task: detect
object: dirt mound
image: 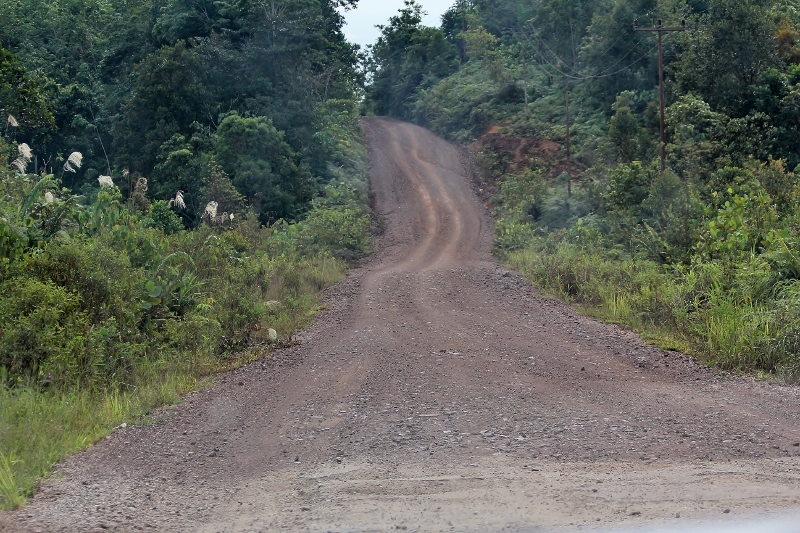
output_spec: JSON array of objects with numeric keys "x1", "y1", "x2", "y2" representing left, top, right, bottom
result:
[{"x1": 472, "y1": 128, "x2": 562, "y2": 174}]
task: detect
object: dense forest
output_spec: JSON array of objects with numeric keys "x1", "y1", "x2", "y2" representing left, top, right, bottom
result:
[
  {"x1": 1, "y1": 0, "x2": 371, "y2": 507},
  {"x1": 366, "y1": 0, "x2": 800, "y2": 381}
]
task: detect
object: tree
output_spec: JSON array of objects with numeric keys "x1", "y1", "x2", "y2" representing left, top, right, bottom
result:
[
  {"x1": 665, "y1": 94, "x2": 730, "y2": 180},
  {"x1": 213, "y1": 114, "x2": 314, "y2": 222},
  {"x1": 531, "y1": 0, "x2": 602, "y2": 70},
  {"x1": 580, "y1": 0, "x2": 659, "y2": 111},
  {"x1": 367, "y1": 1, "x2": 459, "y2": 120},
  {"x1": 0, "y1": 46, "x2": 55, "y2": 132},
  {"x1": 113, "y1": 41, "x2": 210, "y2": 174},
  {"x1": 152, "y1": 0, "x2": 247, "y2": 45},
  {"x1": 608, "y1": 93, "x2": 645, "y2": 162},
  {"x1": 200, "y1": 159, "x2": 248, "y2": 221},
  {"x1": 674, "y1": 0, "x2": 778, "y2": 115}
]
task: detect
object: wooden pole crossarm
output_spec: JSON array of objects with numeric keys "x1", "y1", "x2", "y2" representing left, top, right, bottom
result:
[
  {"x1": 633, "y1": 19, "x2": 687, "y2": 32},
  {"x1": 635, "y1": 26, "x2": 685, "y2": 32}
]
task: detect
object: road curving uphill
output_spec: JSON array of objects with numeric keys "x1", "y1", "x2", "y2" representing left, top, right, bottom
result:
[{"x1": 8, "y1": 118, "x2": 800, "y2": 532}]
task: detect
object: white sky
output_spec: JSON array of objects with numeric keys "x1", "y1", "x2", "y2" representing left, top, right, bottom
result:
[{"x1": 340, "y1": 0, "x2": 455, "y2": 50}]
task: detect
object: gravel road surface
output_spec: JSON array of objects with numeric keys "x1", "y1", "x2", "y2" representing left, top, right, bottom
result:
[{"x1": 5, "y1": 117, "x2": 800, "y2": 533}]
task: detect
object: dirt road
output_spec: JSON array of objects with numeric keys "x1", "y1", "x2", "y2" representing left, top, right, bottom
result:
[{"x1": 9, "y1": 117, "x2": 800, "y2": 532}]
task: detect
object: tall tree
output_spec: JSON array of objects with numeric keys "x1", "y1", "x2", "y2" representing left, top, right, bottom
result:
[
  {"x1": 214, "y1": 114, "x2": 315, "y2": 222},
  {"x1": 531, "y1": 0, "x2": 604, "y2": 70},
  {"x1": 368, "y1": 0, "x2": 459, "y2": 120},
  {"x1": 674, "y1": 0, "x2": 778, "y2": 115}
]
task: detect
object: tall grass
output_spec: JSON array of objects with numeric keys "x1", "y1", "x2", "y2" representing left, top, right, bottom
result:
[
  {"x1": 505, "y1": 236, "x2": 800, "y2": 379},
  {"x1": 0, "y1": 372, "x2": 201, "y2": 507},
  {"x1": 0, "y1": 452, "x2": 25, "y2": 509}
]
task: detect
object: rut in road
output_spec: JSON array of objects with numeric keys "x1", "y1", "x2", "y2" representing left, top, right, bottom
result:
[{"x1": 10, "y1": 117, "x2": 800, "y2": 533}]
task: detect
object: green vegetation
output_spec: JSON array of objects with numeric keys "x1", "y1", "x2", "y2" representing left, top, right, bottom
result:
[
  {"x1": 1, "y1": 0, "x2": 370, "y2": 509},
  {"x1": 366, "y1": 0, "x2": 800, "y2": 381},
  {"x1": 7, "y1": 0, "x2": 800, "y2": 511}
]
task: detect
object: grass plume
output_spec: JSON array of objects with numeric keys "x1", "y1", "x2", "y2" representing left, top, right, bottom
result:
[
  {"x1": 11, "y1": 143, "x2": 32, "y2": 174},
  {"x1": 203, "y1": 200, "x2": 218, "y2": 220},
  {"x1": 63, "y1": 152, "x2": 82, "y2": 173},
  {"x1": 169, "y1": 191, "x2": 186, "y2": 210}
]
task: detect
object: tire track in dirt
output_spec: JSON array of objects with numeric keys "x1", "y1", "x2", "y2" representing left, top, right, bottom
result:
[{"x1": 7, "y1": 117, "x2": 800, "y2": 533}]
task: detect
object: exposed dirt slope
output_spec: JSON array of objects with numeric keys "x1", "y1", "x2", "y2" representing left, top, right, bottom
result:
[{"x1": 7, "y1": 117, "x2": 800, "y2": 533}]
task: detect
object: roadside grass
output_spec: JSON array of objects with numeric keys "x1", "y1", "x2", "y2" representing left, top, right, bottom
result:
[
  {"x1": 504, "y1": 237, "x2": 800, "y2": 381},
  {"x1": 0, "y1": 253, "x2": 349, "y2": 510},
  {"x1": 0, "y1": 375, "x2": 194, "y2": 508}
]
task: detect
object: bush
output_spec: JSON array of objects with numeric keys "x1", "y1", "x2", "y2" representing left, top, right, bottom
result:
[
  {"x1": 0, "y1": 277, "x2": 86, "y2": 383},
  {"x1": 296, "y1": 205, "x2": 372, "y2": 259},
  {"x1": 505, "y1": 230, "x2": 800, "y2": 378},
  {"x1": 145, "y1": 200, "x2": 185, "y2": 235},
  {"x1": 28, "y1": 240, "x2": 141, "y2": 323}
]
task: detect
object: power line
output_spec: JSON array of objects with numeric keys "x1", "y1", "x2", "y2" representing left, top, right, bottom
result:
[
  {"x1": 516, "y1": 21, "x2": 650, "y2": 80},
  {"x1": 591, "y1": 36, "x2": 648, "y2": 76},
  {"x1": 530, "y1": 35, "x2": 655, "y2": 81},
  {"x1": 582, "y1": 31, "x2": 632, "y2": 70},
  {"x1": 587, "y1": 43, "x2": 657, "y2": 79}
]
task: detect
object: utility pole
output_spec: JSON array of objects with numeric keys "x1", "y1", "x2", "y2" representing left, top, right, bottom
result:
[
  {"x1": 565, "y1": 82, "x2": 571, "y2": 197},
  {"x1": 634, "y1": 18, "x2": 685, "y2": 173},
  {"x1": 522, "y1": 45, "x2": 530, "y2": 118}
]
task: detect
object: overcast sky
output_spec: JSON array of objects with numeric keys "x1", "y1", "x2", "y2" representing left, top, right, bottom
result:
[{"x1": 340, "y1": 0, "x2": 455, "y2": 50}]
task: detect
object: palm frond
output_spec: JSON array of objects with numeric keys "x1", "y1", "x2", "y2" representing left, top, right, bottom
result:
[{"x1": 19, "y1": 176, "x2": 51, "y2": 219}]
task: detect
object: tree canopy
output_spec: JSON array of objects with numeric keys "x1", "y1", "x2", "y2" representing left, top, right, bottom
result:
[{"x1": 1, "y1": 0, "x2": 362, "y2": 221}]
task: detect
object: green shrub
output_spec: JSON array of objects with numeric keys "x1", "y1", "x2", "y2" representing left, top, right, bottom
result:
[
  {"x1": 145, "y1": 200, "x2": 184, "y2": 235},
  {"x1": 0, "y1": 277, "x2": 86, "y2": 383},
  {"x1": 28, "y1": 241, "x2": 141, "y2": 323},
  {"x1": 296, "y1": 205, "x2": 372, "y2": 259},
  {"x1": 602, "y1": 161, "x2": 657, "y2": 214},
  {"x1": 161, "y1": 313, "x2": 223, "y2": 373},
  {"x1": 1, "y1": 99, "x2": 373, "y2": 510},
  {"x1": 505, "y1": 231, "x2": 800, "y2": 377},
  {"x1": 494, "y1": 218, "x2": 534, "y2": 252}
]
